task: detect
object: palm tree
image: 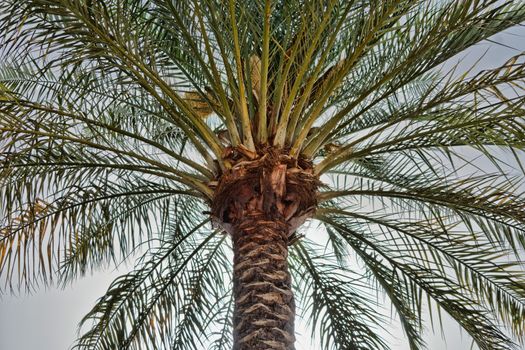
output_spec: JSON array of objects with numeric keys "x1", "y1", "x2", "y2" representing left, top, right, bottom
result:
[{"x1": 1, "y1": 0, "x2": 525, "y2": 349}]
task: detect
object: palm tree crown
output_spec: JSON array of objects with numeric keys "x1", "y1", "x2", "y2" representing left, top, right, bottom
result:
[{"x1": 1, "y1": 1, "x2": 525, "y2": 349}]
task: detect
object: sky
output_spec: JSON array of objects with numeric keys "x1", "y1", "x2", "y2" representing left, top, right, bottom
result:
[{"x1": 1, "y1": 7, "x2": 525, "y2": 350}]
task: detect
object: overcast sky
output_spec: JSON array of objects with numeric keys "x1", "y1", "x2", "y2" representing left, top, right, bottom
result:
[{"x1": 1, "y1": 10, "x2": 525, "y2": 350}]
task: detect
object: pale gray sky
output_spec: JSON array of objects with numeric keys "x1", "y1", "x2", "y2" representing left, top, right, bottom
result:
[{"x1": 1, "y1": 10, "x2": 525, "y2": 350}]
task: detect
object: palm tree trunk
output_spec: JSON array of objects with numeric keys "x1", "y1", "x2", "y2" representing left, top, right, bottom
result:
[
  {"x1": 232, "y1": 212, "x2": 295, "y2": 350},
  {"x1": 210, "y1": 147, "x2": 318, "y2": 350}
]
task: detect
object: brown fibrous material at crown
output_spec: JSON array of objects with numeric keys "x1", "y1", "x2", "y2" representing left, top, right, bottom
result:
[{"x1": 210, "y1": 145, "x2": 320, "y2": 242}]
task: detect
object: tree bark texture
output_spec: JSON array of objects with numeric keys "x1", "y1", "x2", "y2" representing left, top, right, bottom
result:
[
  {"x1": 232, "y1": 213, "x2": 295, "y2": 350},
  {"x1": 210, "y1": 147, "x2": 319, "y2": 350}
]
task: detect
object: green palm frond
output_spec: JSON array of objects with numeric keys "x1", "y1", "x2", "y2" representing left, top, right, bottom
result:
[
  {"x1": 302, "y1": 1, "x2": 525, "y2": 157},
  {"x1": 330, "y1": 226, "x2": 425, "y2": 350},
  {"x1": 318, "y1": 212, "x2": 523, "y2": 350},
  {"x1": 58, "y1": 181, "x2": 205, "y2": 284},
  {"x1": 316, "y1": 57, "x2": 525, "y2": 173},
  {"x1": 290, "y1": 240, "x2": 387, "y2": 350},
  {"x1": 0, "y1": 60, "x2": 210, "y2": 289},
  {"x1": 321, "y1": 162, "x2": 525, "y2": 253},
  {"x1": 74, "y1": 223, "x2": 231, "y2": 350}
]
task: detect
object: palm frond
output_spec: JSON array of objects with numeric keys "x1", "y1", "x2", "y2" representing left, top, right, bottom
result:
[
  {"x1": 74, "y1": 223, "x2": 231, "y2": 350},
  {"x1": 290, "y1": 240, "x2": 388, "y2": 350},
  {"x1": 318, "y1": 209, "x2": 525, "y2": 347}
]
